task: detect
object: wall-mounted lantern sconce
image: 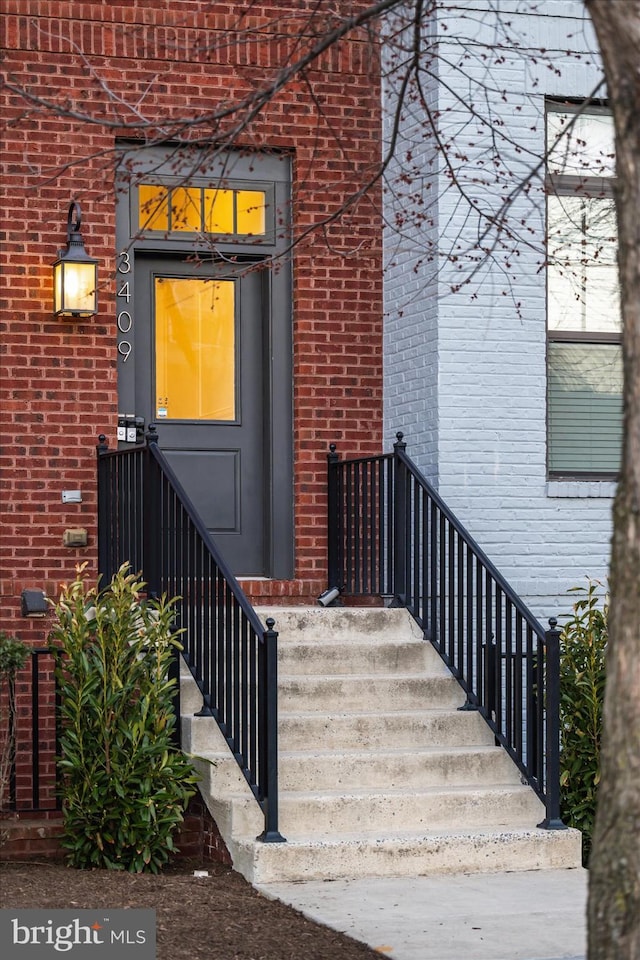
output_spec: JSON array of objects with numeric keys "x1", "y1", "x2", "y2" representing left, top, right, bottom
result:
[{"x1": 52, "y1": 201, "x2": 98, "y2": 319}]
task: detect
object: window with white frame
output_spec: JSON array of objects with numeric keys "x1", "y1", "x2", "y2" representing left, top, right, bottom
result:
[{"x1": 546, "y1": 102, "x2": 622, "y2": 478}]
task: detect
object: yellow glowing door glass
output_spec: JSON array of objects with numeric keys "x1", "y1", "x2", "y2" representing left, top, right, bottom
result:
[{"x1": 155, "y1": 277, "x2": 236, "y2": 421}]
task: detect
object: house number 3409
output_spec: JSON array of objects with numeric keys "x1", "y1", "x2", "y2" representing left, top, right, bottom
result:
[{"x1": 117, "y1": 251, "x2": 133, "y2": 362}]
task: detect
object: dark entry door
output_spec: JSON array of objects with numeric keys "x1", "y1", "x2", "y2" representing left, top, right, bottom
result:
[{"x1": 135, "y1": 257, "x2": 266, "y2": 575}]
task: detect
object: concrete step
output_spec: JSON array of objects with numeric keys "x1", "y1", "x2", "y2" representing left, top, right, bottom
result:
[
  {"x1": 278, "y1": 674, "x2": 463, "y2": 712},
  {"x1": 191, "y1": 780, "x2": 543, "y2": 843},
  {"x1": 278, "y1": 708, "x2": 495, "y2": 752},
  {"x1": 278, "y1": 745, "x2": 522, "y2": 790},
  {"x1": 185, "y1": 708, "x2": 495, "y2": 755},
  {"x1": 232, "y1": 826, "x2": 583, "y2": 884},
  {"x1": 191, "y1": 742, "x2": 521, "y2": 795},
  {"x1": 278, "y1": 639, "x2": 448, "y2": 675},
  {"x1": 269, "y1": 784, "x2": 544, "y2": 836},
  {"x1": 260, "y1": 606, "x2": 424, "y2": 644}
]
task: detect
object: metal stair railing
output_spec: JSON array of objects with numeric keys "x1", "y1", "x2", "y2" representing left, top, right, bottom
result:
[
  {"x1": 97, "y1": 429, "x2": 285, "y2": 843},
  {"x1": 327, "y1": 432, "x2": 566, "y2": 830},
  {"x1": 1, "y1": 649, "x2": 61, "y2": 815}
]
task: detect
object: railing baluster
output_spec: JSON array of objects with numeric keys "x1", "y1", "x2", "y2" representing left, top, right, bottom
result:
[
  {"x1": 448, "y1": 520, "x2": 455, "y2": 665},
  {"x1": 439, "y1": 510, "x2": 446, "y2": 654},
  {"x1": 421, "y1": 487, "x2": 429, "y2": 632},
  {"x1": 465, "y1": 542, "x2": 474, "y2": 697},
  {"x1": 385, "y1": 456, "x2": 393, "y2": 596},
  {"x1": 233, "y1": 602, "x2": 241, "y2": 759},
  {"x1": 412, "y1": 477, "x2": 420, "y2": 621},
  {"x1": 363, "y1": 459, "x2": 369, "y2": 594},
  {"x1": 514, "y1": 614, "x2": 523, "y2": 758},
  {"x1": 241, "y1": 614, "x2": 249, "y2": 771},
  {"x1": 202, "y1": 548, "x2": 211, "y2": 706},
  {"x1": 30, "y1": 648, "x2": 41, "y2": 810},
  {"x1": 536, "y1": 632, "x2": 546, "y2": 789},
  {"x1": 430, "y1": 499, "x2": 438, "y2": 642},
  {"x1": 456, "y1": 531, "x2": 464, "y2": 679},
  {"x1": 346, "y1": 461, "x2": 354, "y2": 594},
  {"x1": 505, "y1": 598, "x2": 514, "y2": 750},
  {"x1": 249, "y1": 626, "x2": 258, "y2": 782},
  {"x1": 495, "y1": 586, "x2": 503, "y2": 739},
  {"x1": 216, "y1": 568, "x2": 226, "y2": 723},
  {"x1": 393, "y1": 433, "x2": 407, "y2": 604},
  {"x1": 526, "y1": 623, "x2": 537, "y2": 777},
  {"x1": 475, "y1": 559, "x2": 483, "y2": 704},
  {"x1": 369, "y1": 460, "x2": 378, "y2": 593},
  {"x1": 224, "y1": 583, "x2": 233, "y2": 740}
]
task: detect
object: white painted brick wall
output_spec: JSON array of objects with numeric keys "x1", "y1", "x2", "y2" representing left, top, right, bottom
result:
[{"x1": 383, "y1": 1, "x2": 612, "y2": 620}]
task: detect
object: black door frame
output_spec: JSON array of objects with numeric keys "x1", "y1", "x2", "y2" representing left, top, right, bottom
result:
[{"x1": 115, "y1": 143, "x2": 293, "y2": 579}]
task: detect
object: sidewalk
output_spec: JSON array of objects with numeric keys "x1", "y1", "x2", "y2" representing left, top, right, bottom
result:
[{"x1": 257, "y1": 868, "x2": 588, "y2": 960}]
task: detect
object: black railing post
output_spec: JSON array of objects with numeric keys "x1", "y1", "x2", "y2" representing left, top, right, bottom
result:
[
  {"x1": 327, "y1": 443, "x2": 341, "y2": 591},
  {"x1": 484, "y1": 633, "x2": 497, "y2": 715},
  {"x1": 54, "y1": 653, "x2": 63, "y2": 809},
  {"x1": 392, "y1": 432, "x2": 407, "y2": 605},
  {"x1": 7, "y1": 670, "x2": 18, "y2": 809},
  {"x1": 538, "y1": 618, "x2": 567, "y2": 830},
  {"x1": 31, "y1": 653, "x2": 40, "y2": 810},
  {"x1": 257, "y1": 618, "x2": 285, "y2": 843},
  {"x1": 143, "y1": 426, "x2": 161, "y2": 599},
  {"x1": 96, "y1": 434, "x2": 110, "y2": 582}
]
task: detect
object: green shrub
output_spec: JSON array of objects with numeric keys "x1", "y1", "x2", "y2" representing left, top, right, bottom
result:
[
  {"x1": 559, "y1": 579, "x2": 607, "y2": 864},
  {"x1": 49, "y1": 563, "x2": 198, "y2": 873},
  {"x1": 0, "y1": 632, "x2": 30, "y2": 820}
]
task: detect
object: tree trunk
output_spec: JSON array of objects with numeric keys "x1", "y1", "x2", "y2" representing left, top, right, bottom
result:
[{"x1": 584, "y1": 3, "x2": 640, "y2": 959}]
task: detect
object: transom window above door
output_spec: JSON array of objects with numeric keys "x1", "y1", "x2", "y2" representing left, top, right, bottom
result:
[{"x1": 137, "y1": 182, "x2": 273, "y2": 239}]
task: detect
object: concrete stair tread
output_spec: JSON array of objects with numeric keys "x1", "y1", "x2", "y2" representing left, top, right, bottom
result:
[
  {"x1": 275, "y1": 784, "x2": 533, "y2": 800},
  {"x1": 280, "y1": 671, "x2": 451, "y2": 679},
  {"x1": 279, "y1": 744, "x2": 510, "y2": 759},
  {"x1": 194, "y1": 744, "x2": 507, "y2": 761},
  {"x1": 280, "y1": 707, "x2": 465, "y2": 718},
  {"x1": 278, "y1": 637, "x2": 426, "y2": 646},
  {"x1": 279, "y1": 638, "x2": 427, "y2": 646},
  {"x1": 278, "y1": 674, "x2": 463, "y2": 709},
  {"x1": 260, "y1": 607, "x2": 426, "y2": 644},
  {"x1": 250, "y1": 825, "x2": 561, "y2": 845}
]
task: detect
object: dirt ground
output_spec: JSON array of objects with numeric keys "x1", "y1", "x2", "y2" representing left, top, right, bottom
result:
[{"x1": 0, "y1": 859, "x2": 385, "y2": 959}]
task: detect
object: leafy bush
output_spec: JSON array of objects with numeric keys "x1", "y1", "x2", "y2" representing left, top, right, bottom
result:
[
  {"x1": 49, "y1": 564, "x2": 198, "y2": 873},
  {"x1": 0, "y1": 632, "x2": 30, "y2": 820},
  {"x1": 559, "y1": 580, "x2": 607, "y2": 864}
]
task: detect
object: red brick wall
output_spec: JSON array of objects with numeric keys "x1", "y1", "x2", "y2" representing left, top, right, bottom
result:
[
  {"x1": 0, "y1": 0, "x2": 383, "y2": 642},
  {"x1": 1, "y1": 796, "x2": 231, "y2": 866}
]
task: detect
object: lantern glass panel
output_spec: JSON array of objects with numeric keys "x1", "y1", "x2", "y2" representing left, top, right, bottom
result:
[{"x1": 54, "y1": 260, "x2": 97, "y2": 316}]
